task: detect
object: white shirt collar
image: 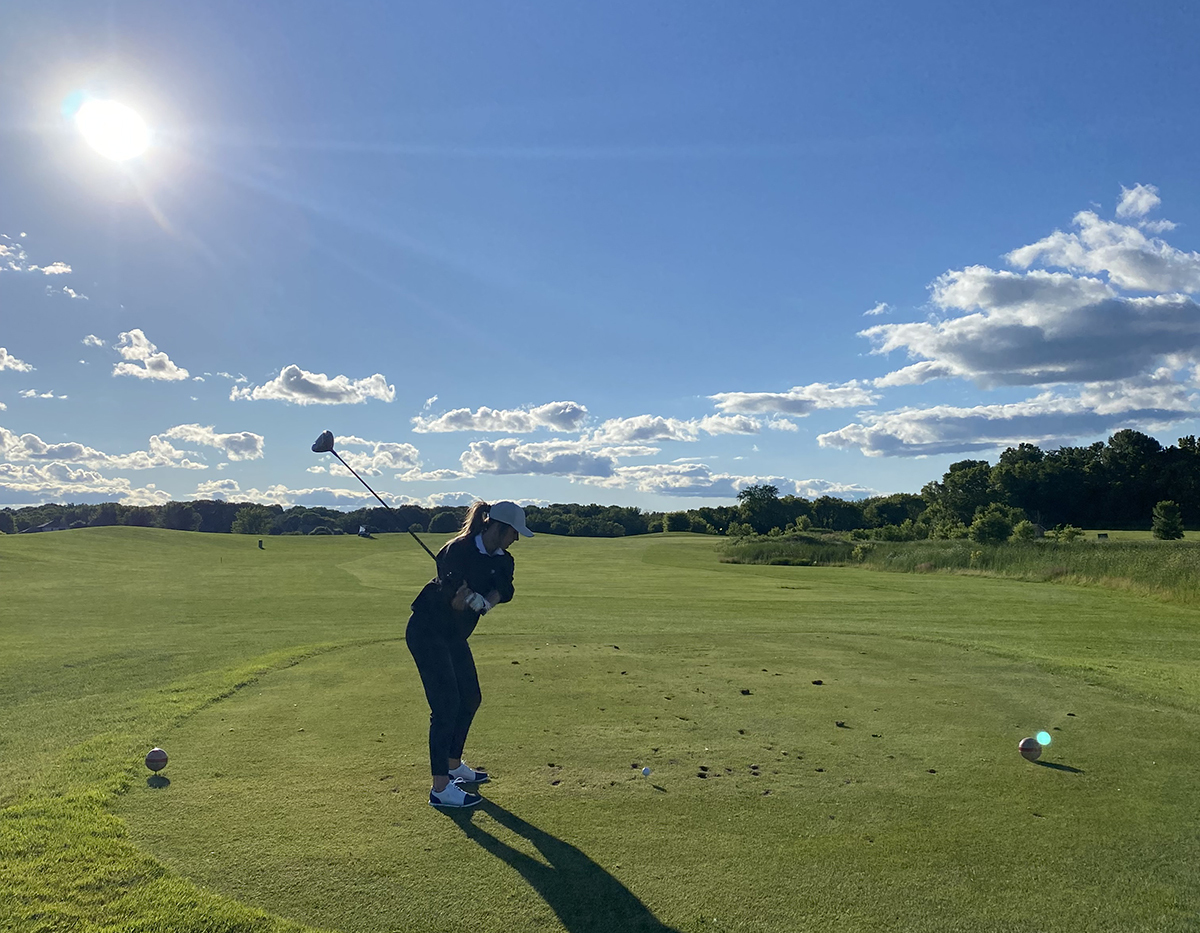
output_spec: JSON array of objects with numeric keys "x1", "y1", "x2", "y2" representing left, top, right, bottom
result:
[{"x1": 474, "y1": 533, "x2": 505, "y2": 556}]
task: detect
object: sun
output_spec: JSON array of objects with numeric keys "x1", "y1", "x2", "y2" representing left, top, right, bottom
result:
[{"x1": 75, "y1": 99, "x2": 151, "y2": 161}]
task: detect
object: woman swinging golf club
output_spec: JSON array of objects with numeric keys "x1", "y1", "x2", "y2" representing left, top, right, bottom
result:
[{"x1": 406, "y1": 499, "x2": 533, "y2": 807}]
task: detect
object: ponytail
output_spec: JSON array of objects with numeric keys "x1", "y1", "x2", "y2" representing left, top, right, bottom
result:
[{"x1": 453, "y1": 500, "x2": 491, "y2": 542}]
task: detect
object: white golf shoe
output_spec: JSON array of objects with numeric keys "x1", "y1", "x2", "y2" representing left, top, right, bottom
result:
[
  {"x1": 429, "y1": 781, "x2": 483, "y2": 808},
  {"x1": 448, "y1": 762, "x2": 490, "y2": 784}
]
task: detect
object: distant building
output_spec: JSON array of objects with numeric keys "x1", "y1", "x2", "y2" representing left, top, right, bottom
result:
[{"x1": 19, "y1": 518, "x2": 70, "y2": 534}]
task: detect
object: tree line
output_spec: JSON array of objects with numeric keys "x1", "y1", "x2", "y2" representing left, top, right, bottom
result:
[{"x1": 2, "y1": 429, "x2": 1196, "y2": 538}]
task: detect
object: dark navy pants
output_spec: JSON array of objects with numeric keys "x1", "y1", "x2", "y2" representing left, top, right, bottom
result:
[{"x1": 405, "y1": 612, "x2": 482, "y2": 777}]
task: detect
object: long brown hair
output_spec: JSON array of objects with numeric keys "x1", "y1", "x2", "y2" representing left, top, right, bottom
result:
[{"x1": 453, "y1": 500, "x2": 492, "y2": 542}]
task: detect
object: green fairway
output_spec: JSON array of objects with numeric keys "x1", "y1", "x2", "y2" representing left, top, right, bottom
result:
[{"x1": 4, "y1": 528, "x2": 1200, "y2": 932}]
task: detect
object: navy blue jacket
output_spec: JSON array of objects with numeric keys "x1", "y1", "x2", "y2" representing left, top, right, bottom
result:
[{"x1": 410, "y1": 534, "x2": 515, "y2": 638}]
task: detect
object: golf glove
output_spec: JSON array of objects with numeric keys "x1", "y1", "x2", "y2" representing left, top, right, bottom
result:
[{"x1": 465, "y1": 591, "x2": 492, "y2": 614}]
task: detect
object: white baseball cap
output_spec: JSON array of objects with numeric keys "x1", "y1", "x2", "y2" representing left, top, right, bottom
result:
[{"x1": 488, "y1": 501, "x2": 534, "y2": 537}]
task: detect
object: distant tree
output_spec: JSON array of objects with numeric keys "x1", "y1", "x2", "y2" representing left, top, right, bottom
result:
[
  {"x1": 308, "y1": 525, "x2": 333, "y2": 535},
  {"x1": 919, "y1": 501, "x2": 968, "y2": 539},
  {"x1": 428, "y1": 511, "x2": 461, "y2": 533},
  {"x1": 1011, "y1": 519, "x2": 1038, "y2": 541},
  {"x1": 662, "y1": 512, "x2": 691, "y2": 532},
  {"x1": 120, "y1": 506, "x2": 159, "y2": 527},
  {"x1": 862, "y1": 493, "x2": 925, "y2": 527},
  {"x1": 88, "y1": 502, "x2": 118, "y2": 527},
  {"x1": 811, "y1": 496, "x2": 864, "y2": 531},
  {"x1": 1048, "y1": 524, "x2": 1084, "y2": 543},
  {"x1": 737, "y1": 484, "x2": 789, "y2": 534},
  {"x1": 1152, "y1": 500, "x2": 1185, "y2": 540},
  {"x1": 786, "y1": 515, "x2": 813, "y2": 532},
  {"x1": 0, "y1": 511, "x2": 14, "y2": 535},
  {"x1": 231, "y1": 506, "x2": 275, "y2": 535},
  {"x1": 160, "y1": 501, "x2": 202, "y2": 532},
  {"x1": 968, "y1": 504, "x2": 1014, "y2": 545},
  {"x1": 924, "y1": 459, "x2": 994, "y2": 525}
]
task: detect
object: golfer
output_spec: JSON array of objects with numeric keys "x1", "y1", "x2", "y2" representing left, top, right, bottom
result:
[{"x1": 406, "y1": 500, "x2": 533, "y2": 807}]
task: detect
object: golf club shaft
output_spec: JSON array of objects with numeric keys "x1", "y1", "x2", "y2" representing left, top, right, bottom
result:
[{"x1": 330, "y1": 450, "x2": 437, "y2": 561}]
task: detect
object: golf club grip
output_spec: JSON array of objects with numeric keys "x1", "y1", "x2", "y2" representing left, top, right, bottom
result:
[{"x1": 331, "y1": 451, "x2": 437, "y2": 560}]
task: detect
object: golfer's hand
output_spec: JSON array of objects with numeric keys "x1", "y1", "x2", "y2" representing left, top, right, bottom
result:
[
  {"x1": 451, "y1": 583, "x2": 470, "y2": 612},
  {"x1": 465, "y1": 591, "x2": 492, "y2": 614}
]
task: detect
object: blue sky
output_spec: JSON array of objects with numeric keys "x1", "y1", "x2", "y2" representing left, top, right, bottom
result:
[{"x1": 3, "y1": 1, "x2": 1200, "y2": 512}]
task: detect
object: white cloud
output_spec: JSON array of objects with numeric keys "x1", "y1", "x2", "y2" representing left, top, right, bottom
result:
[
  {"x1": 0, "y1": 462, "x2": 171, "y2": 507},
  {"x1": 461, "y1": 438, "x2": 619, "y2": 477},
  {"x1": 1115, "y1": 183, "x2": 1161, "y2": 219},
  {"x1": 397, "y1": 468, "x2": 473, "y2": 482},
  {"x1": 866, "y1": 263, "x2": 1200, "y2": 388},
  {"x1": 1007, "y1": 208, "x2": 1200, "y2": 293},
  {"x1": 231, "y1": 364, "x2": 394, "y2": 405},
  {"x1": 412, "y1": 401, "x2": 588, "y2": 433},
  {"x1": 328, "y1": 441, "x2": 422, "y2": 477},
  {"x1": 83, "y1": 335, "x2": 104, "y2": 347},
  {"x1": 18, "y1": 390, "x2": 64, "y2": 399},
  {"x1": 0, "y1": 349, "x2": 34, "y2": 372},
  {"x1": 582, "y1": 461, "x2": 875, "y2": 500},
  {"x1": 710, "y1": 381, "x2": 877, "y2": 415},
  {"x1": 113, "y1": 329, "x2": 190, "y2": 381},
  {"x1": 584, "y1": 413, "x2": 760, "y2": 445},
  {"x1": 215, "y1": 482, "x2": 473, "y2": 511},
  {"x1": 696, "y1": 414, "x2": 761, "y2": 436},
  {"x1": 864, "y1": 302, "x2": 891, "y2": 317},
  {"x1": 856, "y1": 187, "x2": 1200, "y2": 406},
  {"x1": 0, "y1": 426, "x2": 208, "y2": 471},
  {"x1": 0, "y1": 236, "x2": 74, "y2": 281},
  {"x1": 49, "y1": 285, "x2": 88, "y2": 300},
  {"x1": 588, "y1": 415, "x2": 700, "y2": 444},
  {"x1": 217, "y1": 371, "x2": 249, "y2": 384},
  {"x1": 193, "y1": 479, "x2": 246, "y2": 501},
  {"x1": 818, "y1": 373, "x2": 1197, "y2": 458},
  {"x1": 424, "y1": 395, "x2": 438, "y2": 410},
  {"x1": 161, "y1": 423, "x2": 265, "y2": 461},
  {"x1": 767, "y1": 418, "x2": 798, "y2": 432}
]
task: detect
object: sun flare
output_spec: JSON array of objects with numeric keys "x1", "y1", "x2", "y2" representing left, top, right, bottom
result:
[{"x1": 75, "y1": 99, "x2": 150, "y2": 161}]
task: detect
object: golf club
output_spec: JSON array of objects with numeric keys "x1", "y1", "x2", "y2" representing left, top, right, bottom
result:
[{"x1": 311, "y1": 430, "x2": 437, "y2": 560}]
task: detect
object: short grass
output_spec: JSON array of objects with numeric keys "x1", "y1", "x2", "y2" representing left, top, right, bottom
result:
[{"x1": 4, "y1": 528, "x2": 1200, "y2": 932}]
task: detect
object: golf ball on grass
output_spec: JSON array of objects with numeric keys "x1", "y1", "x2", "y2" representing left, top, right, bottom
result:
[
  {"x1": 642, "y1": 766, "x2": 652, "y2": 776},
  {"x1": 1018, "y1": 737, "x2": 1041, "y2": 761},
  {"x1": 145, "y1": 748, "x2": 168, "y2": 772}
]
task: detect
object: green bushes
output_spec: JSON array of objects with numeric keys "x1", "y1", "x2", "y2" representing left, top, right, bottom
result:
[{"x1": 1153, "y1": 500, "x2": 1185, "y2": 540}]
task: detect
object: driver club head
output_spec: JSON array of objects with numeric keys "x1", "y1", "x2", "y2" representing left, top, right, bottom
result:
[{"x1": 311, "y1": 430, "x2": 335, "y2": 453}]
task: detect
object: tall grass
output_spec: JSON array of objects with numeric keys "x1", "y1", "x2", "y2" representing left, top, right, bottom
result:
[
  {"x1": 723, "y1": 533, "x2": 1200, "y2": 603},
  {"x1": 718, "y1": 531, "x2": 854, "y2": 565}
]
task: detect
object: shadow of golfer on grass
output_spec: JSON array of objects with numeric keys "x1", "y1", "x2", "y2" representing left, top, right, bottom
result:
[{"x1": 440, "y1": 799, "x2": 680, "y2": 933}]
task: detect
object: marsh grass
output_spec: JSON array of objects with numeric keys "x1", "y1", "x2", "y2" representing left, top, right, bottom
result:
[
  {"x1": 718, "y1": 531, "x2": 854, "y2": 566},
  {"x1": 723, "y1": 533, "x2": 1200, "y2": 604}
]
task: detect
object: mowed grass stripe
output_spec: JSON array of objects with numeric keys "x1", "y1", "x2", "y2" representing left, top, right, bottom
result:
[{"x1": 3, "y1": 529, "x2": 1200, "y2": 931}]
